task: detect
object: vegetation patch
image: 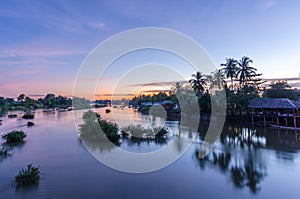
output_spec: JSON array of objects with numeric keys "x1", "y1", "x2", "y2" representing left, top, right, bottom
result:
[
  {"x1": 105, "y1": 109, "x2": 111, "y2": 113},
  {"x1": 80, "y1": 110, "x2": 119, "y2": 143},
  {"x1": 122, "y1": 125, "x2": 169, "y2": 139},
  {"x1": 15, "y1": 164, "x2": 40, "y2": 185},
  {"x1": 22, "y1": 114, "x2": 34, "y2": 119},
  {"x1": 1, "y1": 130, "x2": 27, "y2": 143},
  {"x1": 8, "y1": 114, "x2": 18, "y2": 118},
  {"x1": 27, "y1": 121, "x2": 35, "y2": 127}
]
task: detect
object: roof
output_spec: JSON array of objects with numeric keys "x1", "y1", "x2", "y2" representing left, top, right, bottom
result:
[{"x1": 248, "y1": 98, "x2": 297, "y2": 109}]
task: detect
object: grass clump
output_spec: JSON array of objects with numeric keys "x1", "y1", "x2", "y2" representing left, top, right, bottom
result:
[
  {"x1": 22, "y1": 114, "x2": 34, "y2": 119},
  {"x1": 15, "y1": 164, "x2": 40, "y2": 185},
  {"x1": 8, "y1": 114, "x2": 18, "y2": 118},
  {"x1": 122, "y1": 125, "x2": 169, "y2": 139},
  {"x1": 1, "y1": 130, "x2": 27, "y2": 143},
  {"x1": 27, "y1": 121, "x2": 35, "y2": 127},
  {"x1": 80, "y1": 110, "x2": 119, "y2": 143}
]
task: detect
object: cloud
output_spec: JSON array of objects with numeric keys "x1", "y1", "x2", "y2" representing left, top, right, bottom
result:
[
  {"x1": 0, "y1": 49, "x2": 87, "y2": 58},
  {"x1": 260, "y1": 0, "x2": 277, "y2": 12},
  {"x1": 88, "y1": 22, "x2": 107, "y2": 30}
]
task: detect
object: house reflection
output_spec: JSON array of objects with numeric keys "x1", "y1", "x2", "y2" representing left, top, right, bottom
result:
[{"x1": 194, "y1": 123, "x2": 300, "y2": 194}]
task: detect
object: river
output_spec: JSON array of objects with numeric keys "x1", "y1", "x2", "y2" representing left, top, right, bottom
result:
[{"x1": 0, "y1": 108, "x2": 300, "y2": 199}]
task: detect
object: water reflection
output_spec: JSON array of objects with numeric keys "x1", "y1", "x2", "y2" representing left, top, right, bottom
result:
[{"x1": 194, "y1": 123, "x2": 300, "y2": 194}]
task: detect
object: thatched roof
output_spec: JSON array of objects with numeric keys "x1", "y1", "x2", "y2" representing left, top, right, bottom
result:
[{"x1": 248, "y1": 98, "x2": 297, "y2": 109}]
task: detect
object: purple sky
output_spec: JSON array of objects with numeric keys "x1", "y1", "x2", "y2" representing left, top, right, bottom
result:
[{"x1": 1, "y1": 0, "x2": 300, "y2": 98}]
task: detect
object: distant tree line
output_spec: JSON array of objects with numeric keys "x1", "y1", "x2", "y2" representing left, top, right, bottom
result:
[
  {"x1": 0, "y1": 94, "x2": 81, "y2": 111},
  {"x1": 132, "y1": 56, "x2": 299, "y2": 116}
]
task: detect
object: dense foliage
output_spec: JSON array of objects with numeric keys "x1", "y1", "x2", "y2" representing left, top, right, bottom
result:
[
  {"x1": 122, "y1": 125, "x2": 169, "y2": 138},
  {"x1": 1, "y1": 130, "x2": 27, "y2": 143},
  {"x1": 263, "y1": 80, "x2": 299, "y2": 100},
  {"x1": 80, "y1": 110, "x2": 119, "y2": 143},
  {"x1": 15, "y1": 164, "x2": 40, "y2": 185},
  {"x1": 22, "y1": 114, "x2": 34, "y2": 119}
]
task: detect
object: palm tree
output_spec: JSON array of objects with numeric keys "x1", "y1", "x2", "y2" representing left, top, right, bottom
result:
[
  {"x1": 236, "y1": 56, "x2": 256, "y2": 86},
  {"x1": 210, "y1": 69, "x2": 225, "y2": 90},
  {"x1": 221, "y1": 58, "x2": 238, "y2": 90},
  {"x1": 189, "y1": 71, "x2": 206, "y2": 96},
  {"x1": 171, "y1": 82, "x2": 183, "y2": 95}
]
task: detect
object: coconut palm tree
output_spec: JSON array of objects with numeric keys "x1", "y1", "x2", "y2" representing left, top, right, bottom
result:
[
  {"x1": 171, "y1": 82, "x2": 183, "y2": 95},
  {"x1": 189, "y1": 71, "x2": 206, "y2": 96},
  {"x1": 221, "y1": 58, "x2": 238, "y2": 90},
  {"x1": 236, "y1": 56, "x2": 256, "y2": 86},
  {"x1": 210, "y1": 69, "x2": 225, "y2": 90}
]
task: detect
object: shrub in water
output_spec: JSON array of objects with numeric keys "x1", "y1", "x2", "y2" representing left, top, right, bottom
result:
[
  {"x1": 1, "y1": 130, "x2": 27, "y2": 143},
  {"x1": 8, "y1": 114, "x2": 18, "y2": 118},
  {"x1": 122, "y1": 125, "x2": 169, "y2": 138},
  {"x1": 22, "y1": 114, "x2": 34, "y2": 119},
  {"x1": 80, "y1": 111, "x2": 119, "y2": 143},
  {"x1": 15, "y1": 164, "x2": 40, "y2": 185},
  {"x1": 153, "y1": 127, "x2": 169, "y2": 137},
  {"x1": 27, "y1": 121, "x2": 35, "y2": 127}
]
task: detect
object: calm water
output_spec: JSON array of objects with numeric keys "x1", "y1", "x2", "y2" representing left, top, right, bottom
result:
[{"x1": 0, "y1": 108, "x2": 300, "y2": 199}]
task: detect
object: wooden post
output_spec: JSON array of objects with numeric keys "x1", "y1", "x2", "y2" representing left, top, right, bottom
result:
[
  {"x1": 252, "y1": 115, "x2": 254, "y2": 126},
  {"x1": 264, "y1": 116, "x2": 266, "y2": 126},
  {"x1": 277, "y1": 117, "x2": 279, "y2": 126},
  {"x1": 294, "y1": 115, "x2": 297, "y2": 128},
  {"x1": 285, "y1": 117, "x2": 288, "y2": 127}
]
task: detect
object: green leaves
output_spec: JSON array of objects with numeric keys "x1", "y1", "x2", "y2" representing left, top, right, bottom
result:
[
  {"x1": 1, "y1": 130, "x2": 27, "y2": 143},
  {"x1": 15, "y1": 164, "x2": 40, "y2": 185},
  {"x1": 122, "y1": 124, "x2": 169, "y2": 138},
  {"x1": 80, "y1": 110, "x2": 119, "y2": 143}
]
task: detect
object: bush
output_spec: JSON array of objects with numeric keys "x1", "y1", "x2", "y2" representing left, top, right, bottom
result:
[
  {"x1": 122, "y1": 124, "x2": 152, "y2": 138},
  {"x1": 80, "y1": 111, "x2": 119, "y2": 143},
  {"x1": 153, "y1": 127, "x2": 169, "y2": 137},
  {"x1": 1, "y1": 130, "x2": 27, "y2": 143},
  {"x1": 122, "y1": 125, "x2": 169, "y2": 138},
  {"x1": 8, "y1": 114, "x2": 18, "y2": 118},
  {"x1": 27, "y1": 121, "x2": 35, "y2": 127},
  {"x1": 15, "y1": 164, "x2": 40, "y2": 185},
  {"x1": 22, "y1": 114, "x2": 34, "y2": 119},
  {"x1": 138, "y1": 106, "x2": 150, "y2": 114},
  {"x1": 105, "y1": 109, "x2": 111, "y2": 113}
]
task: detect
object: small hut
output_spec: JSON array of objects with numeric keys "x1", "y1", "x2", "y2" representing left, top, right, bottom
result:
[
  {"x1": 248, "y1": 98, "x2": 299, "y2": 128},
  {"x1": 248, "y1": 98, "x2": 297, "y2": 111}
]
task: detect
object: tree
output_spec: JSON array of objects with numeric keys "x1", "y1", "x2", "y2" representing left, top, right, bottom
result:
[
  {"x1": 0, "y1": 97, "x2": 5, "y2": 107},
  {"x1": 44, "y1": 94, "x2": 56, "y2": 108},
  {"x1": 24, "y1": 97, "x2": 36, "y2": 108},
  {"x1": 189, "y1": 71, "x2": 207, "y2": 96},
  {"x1": 236, "y1": 56, "x2": 257, "y2": 86},
  {"x1": 209, "y1": 69, "x2": 225, "y2": 90},
  {"x1": 170, "y1": 82, "x2": 183, "y2": 95},
  {"x1": 263, "y1": 80, "x2": 299, "y2": 100},
  {"x1": 17, "y1": 94, "x2": 25, "y2": 103},
  {"x1": 221, "y1": 58, "x2": 238, "y2": 90}
]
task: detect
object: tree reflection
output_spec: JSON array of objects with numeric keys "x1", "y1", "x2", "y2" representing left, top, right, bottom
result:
[
  {"x1": 195, "y1": 125, "x2": 268, "y2": 194},
  {"x1": 196, "y1": 149, "x2": 266, "y2": 194}
]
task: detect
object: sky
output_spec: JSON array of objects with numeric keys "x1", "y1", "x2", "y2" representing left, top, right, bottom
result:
[{"x1": 1, "y1": 0, "x2": 300, "y2": 99}]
